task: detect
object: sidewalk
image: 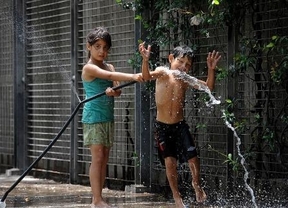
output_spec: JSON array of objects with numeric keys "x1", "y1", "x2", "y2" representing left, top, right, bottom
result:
[{"x1": 0, "y1": 172, "x2": 178, "y2": 208}]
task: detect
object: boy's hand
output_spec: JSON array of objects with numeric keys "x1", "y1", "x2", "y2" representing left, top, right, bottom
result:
[
  {"x1": 139, "y1": 42, "x2": 151, "y2": 61},
  {"x1": 207, "y1": 50, "x2": 221, "y2": 70}
]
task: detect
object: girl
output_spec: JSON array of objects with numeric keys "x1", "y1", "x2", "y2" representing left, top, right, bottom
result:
[{"x1": 82, "y1": 27, "x2": 143, "y2": 208}]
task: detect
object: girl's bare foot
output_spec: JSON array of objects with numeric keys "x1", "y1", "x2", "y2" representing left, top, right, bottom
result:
[
  {"x1": 192, "y1": 182, "x2": 207, "y2": 203},
  {"x1": 91, "y1": 200, "x2": 112, "y2": 208},
  {"x1": 174, "y1": 197, "x2": 186, "y2": 208}
]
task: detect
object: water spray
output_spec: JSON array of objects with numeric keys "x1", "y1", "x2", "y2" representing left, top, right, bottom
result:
[
  {"x1": 222, "y1": 110, "x2": 258, "y2": 208},
  {"x1": 172, "y1": 71, "x2": 258, "y2": 207},
  {"x1": 0, "y1": 81, "x2": 137, "y2": 208},
  {"x1": 173, "y1": 70, "x2": 221, "y2": 105},
  {"x1": 71, "y1": 75, "x2": 81, "y2": 103}
]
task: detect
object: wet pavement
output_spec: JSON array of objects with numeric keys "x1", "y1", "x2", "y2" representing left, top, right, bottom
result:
[
  {"x1": 4, "y1": 170, "x2": 288, "y2": 208},
  {"x1": 0, "y1": 173, "x2": 204, "y2": 208},
  {"x1": 2, "y1": 173, "x2": 288, "y2": 208}
]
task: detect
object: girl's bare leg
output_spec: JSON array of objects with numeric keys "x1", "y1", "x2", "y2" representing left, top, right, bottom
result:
[{"x1": 90, "y1": 145, "x2": 111, "y2": 208}]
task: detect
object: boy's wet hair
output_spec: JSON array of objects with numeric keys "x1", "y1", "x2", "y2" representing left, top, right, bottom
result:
[
  {"x1": 172, "y1": 45, "x2": 195, "y2": 62},
  {"x1": 86, "y1": 26, "x2": 112, "y2": 59}
]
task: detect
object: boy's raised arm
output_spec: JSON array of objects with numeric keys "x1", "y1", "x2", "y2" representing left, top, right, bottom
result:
[
  {"x1": 139, "y1": 42, "x2": 152, "y2": 81},
  {"x1": 205, "y1": 50, "x2": 221, "y2": 90}
]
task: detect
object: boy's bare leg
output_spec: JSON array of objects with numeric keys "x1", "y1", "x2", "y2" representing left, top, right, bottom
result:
[
  {"x1": 165, "y1": 157, "x2": 186, "y2": 208},
  {"x1": 188, "y1": 156, "x2": 207, "y2": 203}
]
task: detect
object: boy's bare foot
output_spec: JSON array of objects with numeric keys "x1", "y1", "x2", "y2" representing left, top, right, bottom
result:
[{"x1": 192, "y1": 182, "x2": 207, "y2": 203}]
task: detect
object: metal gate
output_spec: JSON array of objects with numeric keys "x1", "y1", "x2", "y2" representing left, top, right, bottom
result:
[
  {"x1": 1, "y1": 0, "x2": 287, "y2": 203},
  {"x1": 25, "y1": 0, "x2": 72, "y2": 180},
  {"x1": 76, "y1": 0, "x2": 140, "y2": 187},
  {"x1": 0, "y1": 0, "x2": 15, "y2": 172},
  {"x1": 23, "y1": 0, "x2": 140, "y2": 187}
]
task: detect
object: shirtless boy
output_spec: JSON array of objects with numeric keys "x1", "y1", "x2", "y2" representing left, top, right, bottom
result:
[{"x1": 139, "y1": 42, "x2": 221, "y2": 207}]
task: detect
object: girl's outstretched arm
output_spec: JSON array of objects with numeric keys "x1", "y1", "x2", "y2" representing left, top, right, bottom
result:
[{"x1": 82, "y1": 63, "x2": 143, "y2": 82}]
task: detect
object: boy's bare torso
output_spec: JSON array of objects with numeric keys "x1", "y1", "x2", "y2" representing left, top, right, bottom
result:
[{"x1": 155, "y1": 72, "x2": 188, "y2": 124}]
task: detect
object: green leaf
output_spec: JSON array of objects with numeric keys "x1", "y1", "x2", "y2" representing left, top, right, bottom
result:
[
  {"x1": 228, "y1": 153, "x2": 232, "y2": 160},
  {"x1": 212, "y1": 0, "x2": 220, "y2": 5},
  {"x1": 127, "y1": 59, "x2": 133, "y2": 64},
  {"x1": 266, "y1": 42, "x2": 274, "y2": 48},
  {"x1": 271, "y1": 35, "x2": 278, "y2": 40},
  {"x1": 135, "y1": 15, "x2": 142, "y2": 20},
  {"x1": 225, "y1": 99, "x2": 232, "y2": 104}
]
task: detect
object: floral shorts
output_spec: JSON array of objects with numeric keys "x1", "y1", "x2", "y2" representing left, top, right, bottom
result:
[{"x1": 83, "y1": 122, "x2": 114, "y2": 147}]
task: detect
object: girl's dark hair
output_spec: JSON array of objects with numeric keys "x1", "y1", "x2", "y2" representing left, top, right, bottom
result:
[
  {"x1": 172, "y1": 45, "x2": 195, "y2": 63},
  {"x1": 86, "y1": 26, "x2": 112, "y2": 58}
]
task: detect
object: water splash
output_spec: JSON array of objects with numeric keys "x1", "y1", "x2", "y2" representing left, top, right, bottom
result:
[
  {"x1": 222, "y1": 110, "x2": 258, "y2": 208},
  {"x1": 71, "y1": 75, "x2": 81, "y2": 102},
  {"x1": 172, "y1": 70, "x2": 221, "y2": 106},
  {"x1": 173, "y1": 70, "x2": 258, "y2": 207}
]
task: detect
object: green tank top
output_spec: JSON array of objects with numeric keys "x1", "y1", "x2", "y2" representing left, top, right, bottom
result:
[{"x1": 82, "y1": 77, "x2": 114, "y2": 123}]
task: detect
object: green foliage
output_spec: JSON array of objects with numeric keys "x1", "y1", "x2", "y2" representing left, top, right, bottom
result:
[
  {"x1": 264, "y1": 35, "x2": 288, "y2": 84},
  {"x1": 196, "y1": 123, "x2": 207, "y2": 130},
  {"x1": 215, "y1": 66, "x2": 228, "y2": 81},
  {"x1": 208, "y1": 144, "x2": 239, "y2": 171},
  {"x1": 131, "y1": 152, "x2": 140, "y2": 167},
  {"x1": 116, "y1": 0, "x2": 288, "y2": 174}
]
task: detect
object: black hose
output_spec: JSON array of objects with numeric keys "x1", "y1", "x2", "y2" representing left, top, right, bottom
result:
[{"x1": 0, "y1": 81, "x2": 137, "y2": 202}]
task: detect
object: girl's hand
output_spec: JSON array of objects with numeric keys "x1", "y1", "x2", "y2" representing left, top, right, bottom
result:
[
  {"x1": 132, "y1": 73, "x2": 144, "y2": 82},
  {"x1": 207, "y1": 50, "x2": 221, "y2": 70},
  {"x1": 105, "y1": 87, "x2": 115, "y2": 96},
  {"x1": 139, "y1": 42, "x2": 151, "y2": 61}
]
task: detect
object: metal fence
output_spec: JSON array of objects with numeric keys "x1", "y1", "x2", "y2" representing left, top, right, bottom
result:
[
  {"x1": 0, "y1": 0, "x2": 142, "y2": 187},
  {"x1": 0, "y1": 0, "x2": 14, "y2": 171},
  {"x1": 148, "y1": 6, "x2": 231, "y2": 198},
  {"x1": 76, "y1": 0, "x2": 141, "y2": 187},
  {"x1": 0, "y1": 0, "x2": 287, "y2": 204},
  {"x1": 147, "y1": 0, "x2": 288, "y2": 204},
  {"x1": 25, "y1": 0, "x2": 72, "y2": 180}
]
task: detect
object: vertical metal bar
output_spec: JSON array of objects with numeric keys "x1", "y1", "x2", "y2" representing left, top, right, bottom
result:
[
  {"x1": 227, "y1": 25, "x2": 236, "y2": 195},
  {"x1": 70, "y1": 0, "x2": 79, "y2": 184},
  {"x1": 134, "y1": 15, "x2": 151, "y2": 188},
  {"x1": 134, "y1": 17, "x2": 142, "y2": 185},
  {"x1": 14, "y1": 0, "x2": 27, "y2": 171}
]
